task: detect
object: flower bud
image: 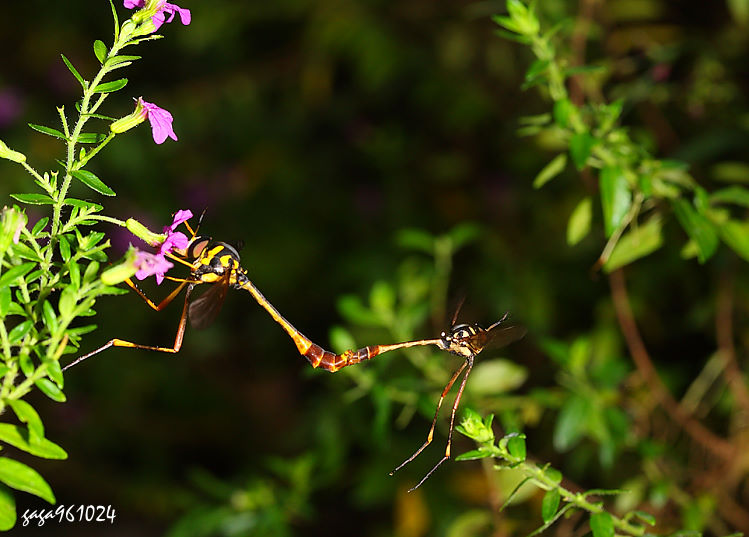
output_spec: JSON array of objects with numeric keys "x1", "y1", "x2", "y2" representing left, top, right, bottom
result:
[
  {"x1": 0, "y1": 139, "x2": 27, "y2": 163},
  {"x1": 126, "y1": 218, "x2": 165, "y2": 247},
  {"x1": 101, "y1": 248, "x2": 138, "y2": 286},
  {"x1": 110, "y1": 100, "x2": 147, "y2": 134}
]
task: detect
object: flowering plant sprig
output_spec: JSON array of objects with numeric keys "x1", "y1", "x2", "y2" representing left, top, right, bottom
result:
[{"x1": 0, "y1": 0, "x2": 190, "y2": 530}]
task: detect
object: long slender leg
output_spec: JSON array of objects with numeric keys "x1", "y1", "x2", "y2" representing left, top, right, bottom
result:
[
  {"x1": 125, "y1": 278, "x2": 189, "y2": 311},
  {"x1": 238, "y1": 279, "x2": 441, "y2": 370},
  {"x1": 62, "y1": 284, "x2": 195, "y2": 371},
  {"x1": 390, "y1": 359, "x2": 468, "y2": 476},
  {"x1": 407, "y1": 355, "x2": 475, "y2": 492}
]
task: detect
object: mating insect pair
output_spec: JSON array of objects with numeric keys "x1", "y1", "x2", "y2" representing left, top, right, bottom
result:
[{"x1": 64, "y1": 218, "x2": 525, "y2": 489}]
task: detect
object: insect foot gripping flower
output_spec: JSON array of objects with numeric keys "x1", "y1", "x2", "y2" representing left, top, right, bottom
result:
[
  {"x1": 124, "y1": 0, "x2": 192, "y2": 33},
  {"x1": 159, "y1": 209, "x2": 193, "y2": 256}
]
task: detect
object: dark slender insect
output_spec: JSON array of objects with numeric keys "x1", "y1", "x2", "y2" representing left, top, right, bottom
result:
[{"x1": 63, "y1": 224, "x2": 525, "y2": 490}]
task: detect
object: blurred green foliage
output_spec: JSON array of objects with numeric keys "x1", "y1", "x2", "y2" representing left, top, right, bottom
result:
[{"x1": 2, "y1": 0, "x2": 749, "y2": 535}]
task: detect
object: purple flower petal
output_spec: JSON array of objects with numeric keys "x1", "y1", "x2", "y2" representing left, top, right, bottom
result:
[
  {"x1": 159, "y1": 231, "x2": 189, "y2": 256},
  {"x1": 134, "y1": 250, "x2": 174, "y2": 285},
  {"x1": 169, "y1": 209, "x2": 193, "y2": 231},
  {"x1": 123, "y1": 0, "x2": 145, "y2": 8},
  {"x1": 138, "y1": 98, "x2": 177, "y2": 144}
]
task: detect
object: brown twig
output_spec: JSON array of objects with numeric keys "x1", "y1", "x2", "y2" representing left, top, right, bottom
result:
[
  {"x1": 608, "y1": 268, "x2": 736, "y2": 461},
  {"x1": 716, "y1": 271, "x2": 749, "y2": 427}
]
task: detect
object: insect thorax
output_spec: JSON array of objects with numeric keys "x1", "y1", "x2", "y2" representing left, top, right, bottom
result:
[
  {"x1": 191, "y1": 241, "x2": 243, "y2": 284},
  {"x1": 439, "y1": 323, "x2": 484, "y2": 358}
]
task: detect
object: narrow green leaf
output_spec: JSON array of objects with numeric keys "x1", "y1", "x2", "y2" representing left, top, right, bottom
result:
[
  {"x1": 632, "y1": 510, "x2": 656, "y2": 526},
  {"x1": 0, "y1": 457, "x2": 55, "y2": 504},
  {"x1": 58, "y1": 287, "x2": 77, "y2": 319},
  {"x1": 64, "y1": 198, "x2": 103, "y2": 211},
  {"x1": 92, "y1": 78, "x2": 128, "y2": 93},
  {"x1": 719, "y1": 220, "x2": 749, "y2": 262},
  {"x1": 0, "y1": 483, "x2": 15, "y2": 531},
  {"x1": 567, "y1": 196, "x2": 592, "y2": 246},
  {"x1": 455, "y1": 449, "x2": 492, "y2": 461},
  {"x1": 553, "y1": 98, "x2": 574, "y2": 128},
  {"x1": 27, "y1": 123, "x2": 66, "y2": 140},
  {"x1": 42, "y1": 300, "x2": 58, "y2": 332},
  {"x1": 9, "y1": 193, "x2": 54, "y2": 205},
  {"x1": 671, "y1": 199, "x2": 718, "y2": 263},
  {"x1": 8, "y1": 400, "x2": 44, "y2": 440},
  {"x1": 34, "y1": 379, "x2": 66, "y2": 403},
  {"x1": 396, "y1": 228, "x2": 434, "y2": 253},
  {"x1": 77, "y1": 133, "x2": 107, "y2": 144},
  {"x1": 600, "y1": 166, "x2": 632, "y2": 237},
  {"x1": 70, "y1": 170, "x2": 116, "y2": 196},
  {"x1": 603, "y1": 218, "x2": 663, "y2": 273},
  {"x1": 569, "y1": 132, "x2": 596, "y2": 170},
  {"x1": 58, "y1": 234, "x2": 71, "y2": 263},
  {"x1": 31, "y1": 217, "x2": 49, "y2": 236},
  {"x1": 0, "y1": 425, "x2": 67, "y2": 460},
  {"x1": 541, "y1": 489, "x2": 561, "y2": 522},
  {"x1": 0, "y1": 263, "x2": 35, "y2": 289},
  {"x1": 590, "y1": 512, "x2": 614, "y2": 537},
  {"x1": 60, "y1": 54, "x2": 85, "y2": 88},
  {"x1": 93, "y1": 40, "x2": 108, "y2": 64},
  {"x1": 8, "y1": 321, "x2": 32, "y2": 344},
  {"x1": 710, "y1": 186, "x2": 749, "y2": 208},
  {"x1": 533, "y1": 153, "x2": 567, "y2": 189},
  {"x1": 106, "y1": 54, "x2": 141, "y2": 66}
]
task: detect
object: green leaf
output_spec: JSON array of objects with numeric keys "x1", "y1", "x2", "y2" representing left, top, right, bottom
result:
[
  {"x1": 58, "y1": 287, "x2": 77, "y2": 319},
  {"x1": 541, "y1": 489, "x2": 561, "y2": 523},
  {"x1": 0, "y1": 425, "x2": 67, "y2": 460},
  {"x1": 8, "y1": 321, "x2": 32, "y2": 344},
  {"x1": 31, "y1": 217, "x2": 49, "y2": 236},
  {"x1": 569, "y1": 132, "x2": 596, "y2": 170},
  {"x1": 396, "y1": 228, "x2": 434, "y2": 253},
  {"x1": 27, "y1": 123, "x2": 66, "y2": 140},
  {"x1": 590, "y1": 512, "x2": 614, "y2": 537},
  {"x1": 70, "y1": 170, "x2": 116, "y2": 196},
  {"x1": 671, "y1": 199, "x2": 719, "y2": 263},
  {"x1": 8, "y1": 400, "x2": 43, "y2": 440},
  {"x1": 553, "y1": 99, "x2": 575, "y2": 128},
  {"x1": 448, "y1": 222, "x2": 481, "y2": 250},
  {"x1": 337, "y1": 295, "x2": 381, "y2": 326},
  {"x1": 533, "y1": 153, "x2": 567, "y2": 189},
  {"x1": 329, "y1": 326, "x2": 356, "y2": 354},
  {"x1": 631, "y1": 510, "x2": 656, "y2": 526},
  {"x1": 603, "y1": 218, "x2": 663, "y2": 273},
  {"x1": 9, "y1": 193, "x2": 54, "y2": 205},
  {"x1": 0, "y1": 457, "x2": 55, "y2": 504},
  {"x1": 60, "y1": 54, "x2": 85, "y2": 88},
  {"x1": 77, "y1": 133, "x2": 108, "y2": 144},
  {"x1": 710, "y1": 186, "x2": 749, "y2": 208},
  {"x1": 719, "y1": 220, "x2": 749, "y2": 262},
  {"x1": 0, "y1": 263, "x2": 35, "y2": 288},
  {"x1": 35, "y1": 379, "x2": 66, "y2": 403},
  {"x1": 92, "y1": 78, "x2": 128, "y2": 93},
  {"x1": 369, "y1": 281, "x2": 395, "y2": 315},
  {"x1": 506, "y1": 434, "x2": 526, "y2": 460},
  {"x1": 600, "y1": 166, "x2": 632, "y2": 237},
  {"x1": 58, "y1": 234, "x2": 71, "y2": 263},
  {"x1": 0, "y1": 483, "x2": 15, "y2": 531},
  {"x1": 567, "y1": 196, "x2": 592, "y2": 246},
  {"x1": 65, "y1": 198, "x2": 103, "y2": 211},
  {"x1": 93, "y1": 40, "x2": 108, "y2": 64},
  {"x1": 455, "y1": 449, "x2": 492, "y2": 461},
  {"x1": 468, "y1": 359, "x2": 527, "y2": 394},
  {"x1": 106, "y1": 54, "x2": 141, "y2": 67},
  {"x1": 554, "y1": 395, "x2": 591, "y2": 451}
]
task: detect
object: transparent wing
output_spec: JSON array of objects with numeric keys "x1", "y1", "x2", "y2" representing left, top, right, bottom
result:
[
  {"x1": 188, "y1": 276, "x2": 230, "y2": 330},
  {"x1": 478, "y1": 324, "x2": 526, "y2": 353}
]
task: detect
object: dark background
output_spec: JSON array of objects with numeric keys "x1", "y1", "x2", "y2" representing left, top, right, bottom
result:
[{"x1": 1, "y1": 0, "x2": 748, "y2": 535}]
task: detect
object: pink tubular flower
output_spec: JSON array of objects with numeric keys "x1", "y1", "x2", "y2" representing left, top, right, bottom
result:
[
  {"x1": 159, "y1": 209, "x2": 193, "y2": 256},
  {"x1": 124, "y1": 0, "x2": 191, "y2": 31},
  {"x1": 138, "y1": 98, "x2": 178, "y2": 144},
  {"x1": 134, "y1": 250, "x2": 174, "y2": 285}
]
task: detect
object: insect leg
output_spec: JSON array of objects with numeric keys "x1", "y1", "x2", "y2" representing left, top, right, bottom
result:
[
  {"x1": 406, "y1": 355, "x2": 474, "y2": 492},
  {"x1": 390, "y1": 358, "x2": 469, "y2": 477},
  {"x1": 62, "y1": 284, "x2": 195, "y2": 371}
]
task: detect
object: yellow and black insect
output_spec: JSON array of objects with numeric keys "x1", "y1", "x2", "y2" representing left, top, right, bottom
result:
[{"x1": 63, "y1": 223, "x2": 525, "y2": 489}]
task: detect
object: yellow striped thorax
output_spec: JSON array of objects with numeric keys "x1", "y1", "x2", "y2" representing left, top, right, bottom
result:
[
  {"x1": 186, "y1": 237, "x2": 247, "y2": 287},
  {"x1": 438, "y1": 323, "x2": 485, "y2": 358}
]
